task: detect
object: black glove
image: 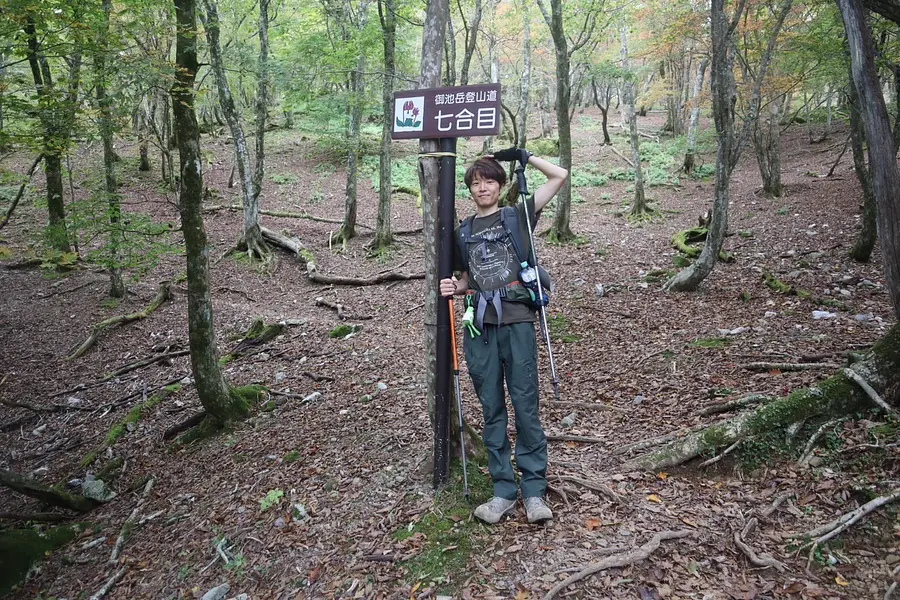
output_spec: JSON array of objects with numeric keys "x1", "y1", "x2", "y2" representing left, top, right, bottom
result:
[{"x1": 492, "y1": 147, "x2": 532, "y2": 165}]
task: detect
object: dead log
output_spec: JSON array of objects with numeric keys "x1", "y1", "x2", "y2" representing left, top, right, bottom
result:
[
  {"x1": 308, "y1": 270, "x2": 425, "y2": 286},
  {"x1": 229, "y1": 318, "x2": 287, "y2": 355},
  {"x1": 623, "y1": 323, "x2": 900, "y2": 471},
  {"x1": 0, "y1": 468, "x2": 97, "y2": 512},
  {"x1": 68, "y1": 281, "x2": 172, "y2": 359},
  {"x1": 315, "y1": 297, "x2": 373, "y2": 320}
]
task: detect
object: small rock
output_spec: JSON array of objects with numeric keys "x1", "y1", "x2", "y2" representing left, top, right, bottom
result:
[
  {"x1": 67, "y1": 397, "x2": 83, "y2": 406},
  {"x1": 638, "y1": 282, "x2": 648, "y2": 290},
  {"x1": 275, "y1": 372, "x2": 286, "y2": 383},
  {"x1": 232, "y1": 595, "x2": 250, "y2": 600},
  {"x1": 886, "y1": 554, "x2": 900, "y2": 565},
  {"x1": 729, "y1": 326, "x2": 749, "y2": 335},
  {"x1": 255, "y1": 352, "x2": 270, "y2": 362},
  {"x1": 32, "y1": 424, "x2": 47, "y2": 436},
  {"x1": 560, "y1": 412, "x2": 577, "y2": 428},
  {"x1": 273, "y1": 517, "x2": 286, "y2": 528},
  {"x1": 860, "y1": 279, "x2": 878, "y2": 288},
  {"x1": 30, "y1": 466, "x2": 49, "y2": 478},
  {"x1": 594, "y1": 284, "x2": 605, "y2": 297},
  {"x1": 839, "y1": 289, "x2": 852, "y2": 297},
  {"x1": 266, "y1": 454, "x2": 278, "y2": 461},
  {"x1": 764, "y1": 311, "x2": 777, "y2": 318},
  {"x1": 808, "y1": 456, "x2": 823, "y2": 467},
  {"x1": 632, "y1": 395, "x2": 645, "y2": 406},
  {"x1": 67, "y1": 478, "x2": 83, "y2": 489},
  {"x1": 302, "y1": 392, "x2": 322, "y2": 403},
  {"x1": 292, "y1": 503, "x2": 309, "y2": 522},
  {"x1": 339, "y1": 409, "x2": 349, "y2": 415},
  {"x1": 787, "y1": 270, "x2": 802, "y2": 279},
  {"x1": 618, "y1": 527, "x2": 632, "y2": 537},
  {"x1": 717, "y1": 328, "x2": 731, "y2": 336},
  {"x1": 812, "y1": 310, "x2": 838, "y2": 320},
  {"x1": 82, "y1": 479, "x2": 117, "y2": 502},
  {"x1": 572, "y1": 278, "x2": 586, "y2": 287},
  {"x1": 854, "y1": 313, "x2": 875, "y2": 322},
  {"x1": 201, "y1": 584, "x2": 230, "y2": 600},
  {"x1": 376, "y1": 382, "x2": 388, "y2": 392},
  {"x1": 180, "y1": 375, "x2": 194, "y2": 385},
  {"x1": 126, "y1": 422, "x2": 136, "y2": 433}
]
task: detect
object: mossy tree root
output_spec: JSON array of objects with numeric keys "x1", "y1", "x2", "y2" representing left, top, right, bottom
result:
[
  {"x1": 623, "y1": 323, "x2": 900, "y2": 471},
  {"x1": 0, "y1": 468, "x2": 97, "y2": 512},
  {"x1": 672, "y1": 227, "x2": 732, "y2": 262},
  {"x1": 68, "y1": 281, "x2": 172, "y2": 360},
  {"x1": 235, "y1": 223, "x2": 272, "y2": 264}
]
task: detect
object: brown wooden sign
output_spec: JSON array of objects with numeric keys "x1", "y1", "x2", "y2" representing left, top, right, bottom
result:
[{"x1": 391, "y1": 83, "x2": 501, "y2": 140}]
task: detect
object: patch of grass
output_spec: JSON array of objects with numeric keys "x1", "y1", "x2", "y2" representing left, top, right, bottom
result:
[
  {"x1": 571, "y1": 163, "x2": 608, "y2": 188},
  {"x1": 270, "y1": 173, "x2": 299, "y2": 185},
  {"x1": 260, "y1": 489, "x2": 284, "y2": 512},
  {"x1": 284, "y1": 450, "x2": 301, "y2": 463},
  {"x1": 691, "y1": 337, "x2": 731, "y2": 349},
  {"x1": 777, "y1": 207, "x2": 789, "y2": 216},
  {"x1": 329, "y1": 324, "x2": 362, "y2": 338},
  {"x1": 395, "y1": 459, "x2": 492, "y2": 594},
  {"x1": 643, "y1": 268, "x2": 673, "y2": 284},
  {"x1": 690, "y1": 164, "x2": 716, "y2": 179}
]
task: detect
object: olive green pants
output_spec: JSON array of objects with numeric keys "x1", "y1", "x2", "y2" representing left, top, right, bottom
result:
[{"x1": 464, "y1": 322, "x2": 547, "y2": 500}]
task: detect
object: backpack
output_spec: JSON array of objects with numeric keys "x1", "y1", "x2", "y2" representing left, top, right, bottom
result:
[{"x1": 456, "y1": 205, "x2": 553, "y2": 326}]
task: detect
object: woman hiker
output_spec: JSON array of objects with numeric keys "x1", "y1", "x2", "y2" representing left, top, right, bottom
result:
[{"x1": 439, "y1": 147, "x2": 569, "y2": 524}]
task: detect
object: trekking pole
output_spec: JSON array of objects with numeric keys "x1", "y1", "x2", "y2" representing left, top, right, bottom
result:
[
  {"x1": 448, "y1": 298, "x2": 470, "y2": 502},
  {"x1": 515, "y1": 158, "x2": 561, "y2": 401}
]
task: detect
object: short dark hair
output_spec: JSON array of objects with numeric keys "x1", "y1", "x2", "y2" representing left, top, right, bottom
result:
[{"x1": 464, "y1": 158, "x2": 507, "y2": 189}]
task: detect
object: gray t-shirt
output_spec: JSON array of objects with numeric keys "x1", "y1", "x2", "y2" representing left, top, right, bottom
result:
[{"x1": 455, "y1": 199, "x2": 538, "y2": 325}]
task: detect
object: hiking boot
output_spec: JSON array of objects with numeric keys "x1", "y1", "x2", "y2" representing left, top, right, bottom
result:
[
  {"x1": 473, "y1": 496, "x2": 516, "y2": 524},
  {"x1": 524, "y1": 496, "x2": 553, "y2": 523}
]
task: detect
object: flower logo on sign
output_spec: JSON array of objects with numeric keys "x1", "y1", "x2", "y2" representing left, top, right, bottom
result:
[{"x1": 394, "y1": 96, "x2": 424, "y2": 132}]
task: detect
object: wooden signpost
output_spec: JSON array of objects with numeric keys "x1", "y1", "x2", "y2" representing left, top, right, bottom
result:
[{"x1": 391, "y1": 83, "x2": 501, "y2": 487}]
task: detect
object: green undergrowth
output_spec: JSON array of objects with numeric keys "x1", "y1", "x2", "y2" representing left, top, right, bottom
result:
[
  {"x1": 547, "y1": 313, "x2": 582, "y2": 343},
  {"x1": 691, "y1": 337, "x2": 730, "y2": 349},
  {"x1": 176, "y1": 385, "x2": 268, "y2": 445},
  {"x1": 396, "y1": 459, "x2": 492, "y2": 594}
]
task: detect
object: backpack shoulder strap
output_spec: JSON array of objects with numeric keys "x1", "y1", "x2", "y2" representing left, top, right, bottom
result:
[
  {"x1": 456, "y1": 215, "x2": 476, "y2": 272},
  {"x1": 500, "y1": 206, "x2": 529, "y2": 266}
]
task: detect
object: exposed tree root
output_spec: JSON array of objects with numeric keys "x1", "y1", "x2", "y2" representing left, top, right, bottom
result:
[
  {"x1": 315, "y1": 297, "x2": 373, "y2": 320},
  {"x1": 235, "y1": 223, "x2": 272, "y2": 264},
  {"x1": 0, "y1": 468, "x2": 97, "y2": 512},
  {"x1": 0, "y1": 511, "x2": 67, "y2": 522},
  {"x1": 744, "y1": 361, "x2": 842, "y2": 372},
  {"x1": 88, "y1": 568, "x2": 126, "y2": 600},
  {"x1": 699, "y1": 438, "x2": 743, "y2": 467},
  {"x1": 546, "y1": 434, "x2": 608, "y2": 444},
  {"x1": 68, "y1": 281, "x2": 172, "y2": 359},
  {"x1": 697, "y1": 393, "x2": 774, "y2": 416},
  {"x1": 163, "y1": 411, "x2": 206, "y2": 441},
  {"x1": 844, "y1": 367, "x2": 900, "y2": 417},
  {"x1": 672, "y1": 226, "x2": 732, "y2": 262},
  {"x1": 734, "y1": 517, "x2": 785, "y2": 571},
  {"x1": 229, "y1": 318, "x2": 286, "y2": 356},
  {"x1": 797, "y1": 418, "x2": 849, "y2": 467},
  {"x1": 798, "y1": 487, "x2": 900, "y2": 570},
  {"x1": 622, "y1": 324, "x2": 900, "y2": 471},
  {"x1": 542, "y1": 530, "x2": 692, "y2": 600},
  {"x1": 552, "y1": 475, "x2": 624, "y2": 504},
  {"x1": 110, "y1": 477, "x2": 155, "y2": 564}
]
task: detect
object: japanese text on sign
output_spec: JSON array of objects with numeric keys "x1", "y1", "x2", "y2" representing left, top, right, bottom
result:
[{"x1": 391, "y1": 83, "x2": 501, "y2": 140}]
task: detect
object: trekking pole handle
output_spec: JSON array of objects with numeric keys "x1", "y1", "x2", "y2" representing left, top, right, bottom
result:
[
  {"x1": 448, "y1": 298, "x2": 460, "y2": 372},
  {"x1": 515, "y1": 164, "x2": 529, "y2": 199}
]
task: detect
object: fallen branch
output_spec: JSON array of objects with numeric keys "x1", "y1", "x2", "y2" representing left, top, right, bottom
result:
[
  {"x1": 205, "y1": 203, "x2": 375, "y2": 230},
  {"x1": 308, "y1": 269, "x2": 425, "y2": 287},
  {"x1": 89, "y1": 568, "x2": 126, "y2": 600},
  {"x1": 100, "y1": 349, "x2": 190, "y2": 382},
  {"x1": 743, "y1": 362, "x2": 842, "y2": 372},
  {"x1": 315, "y1": 297, "x2": 373, "y2": 320},
  {"x1": 734, "y1": 517, "x2": 785, "y2": 571},
  {"x1": 885, "y1": 564, "x2": 900, "y2": 600},
  {"x1": 844, "y1": 368, "x2": 899, "y2": 417},
  {"x1": 759, "y1": 492, "x2": 793, "y2": 518},
  {"x1": 547, "y1": 434, "x2": 608, "y2": 444},
  {"x1": 110, "y1": 477, "x2": 155, "y2": 564},
  {"x1": 0, "y1": 154, "x2": 43, "y2": 230},
  {"x1": 546, "y1": 400, "x2": 626, "y2": 413},
  {"x1": 542, "y1": 530, "x2": 692, "y2": 600},
  {"x1": 260, "y1": 225, "x2": 307, "y2": 257},
  {"x1": 552, "y1": 475, "x2": 624, "y2": 504},
  {"x1": 797, "y1": 418, "x2": 849, "y2": 467},
  {"x1": 696, "y1": 394, "x2": 774, "y2": 416},
  {"x1": 608, "y1": 145, "x2": 634, "y2": 167},
  {"x1": 614, "y1": 421, "x2": 725, "y2": 456},
  {"x1": 68, "y1": 282, "x2": 172, "y2": 359},
  {"x1": 825, "y1": 132, "x2": 852, "y2": 177}
]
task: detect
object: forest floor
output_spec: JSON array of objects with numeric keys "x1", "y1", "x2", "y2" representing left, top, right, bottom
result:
[{"x1": 0, "y1": 110, "x2": 898, "y2": 600}]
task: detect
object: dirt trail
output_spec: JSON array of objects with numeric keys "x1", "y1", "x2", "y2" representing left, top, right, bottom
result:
[{"x1": 0, "y1": 111, "x2": 896, "y2": 599}]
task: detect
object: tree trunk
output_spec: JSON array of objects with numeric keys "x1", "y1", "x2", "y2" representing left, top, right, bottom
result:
[
  {"x1": 847, "y1": 70, "x2": 877, "y2": 263},
  {"x1": 250, "y1": 0, "x2": 271, "y2": 256},
  {"x1": 480, "y1": 0, "x2": 500, "y2": 153},
  {"x1": 516, "y1": 0, "x2": 531, "y2": 149},
  {"x1": 665, "y1": 0, "x2": 736, "y2": 292},
  {"x1": 538, "y1": 0, "x2": 574, "y2": 242},
  {"x1": 337, "y1": 54, "x2": 366, "y2": 244},
  {"x1": 622, "y1": 26, "x2": 647, "y2": 216},
  {"x1": 458, "y1": 0, "x2": 483, "y2": 86},
  {"x1": 683, "y1": 58, "x2": 708, "y2": 174},
  {"x1": 201, "y1": 0, "x2": 268, "y2": 260},
  {"x1": 443, "y1": 17, "x2": 456, "y2": 87},
  {"x1": 591, "y1": 78, "x2": 612, "y2": 145},
  {"x1": 624, "y1": 323, "x2": 900, "y2": 471},
  {"x1": 540, "y1": 83, "x2": 553, "y2": 138},
  {"x1": 838, "y1": 0, "x2": 900, "y2": 318},
  {"x1": 752, "y1": 96, "x2": 783, "y2": 197},
  {"x1": 97, "y1": 0, "x2": 126, "y2": 298},
  {"x1": 173, "y1": 0, "x2": 247, "y2": 426},
  {"x1": 374, "y1": 0, "x2": 396, "y2": 251}
]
